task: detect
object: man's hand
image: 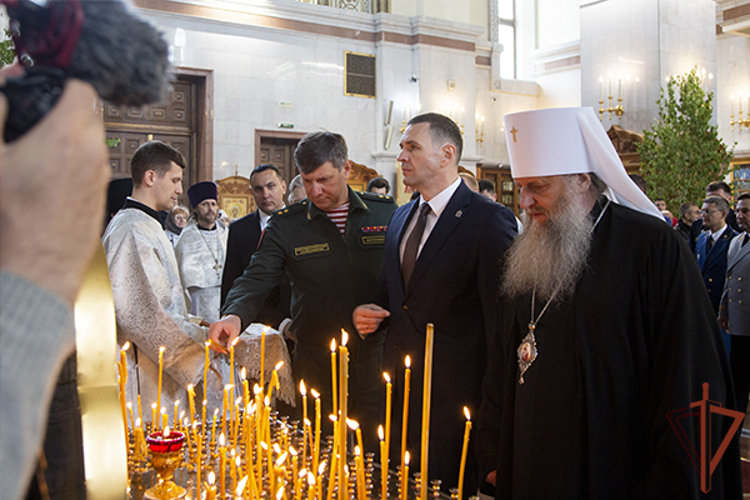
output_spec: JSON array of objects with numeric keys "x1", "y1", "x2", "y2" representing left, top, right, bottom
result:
[
  {"x1": 353, "y1": 304, "x2": 390, "y2": 336},
  {"x1": 0, "y1": 79, "x2": 109, "y2": 306},
  {"x1": 485, "y1": 470, "x2": 497, "y2": 486},
  {"x1": 718, "y1": 313, "x2": 729, "y2": 332},
  {"x1": 208, "y1": 315, "x2": 242, "y2": 354}
]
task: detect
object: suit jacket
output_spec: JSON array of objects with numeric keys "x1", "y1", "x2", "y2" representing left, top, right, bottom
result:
[
  {"x1": 721, "y1": 232, "x2": 750, "y2": 336},
  {"x1": 221, "y1": 209, "x2": 291, "y2": 329},
  {"x1": 696, "y1": 225, "x2": 738, "y2": 313},
  {"x1": 690, "y1": 209, "x2": 740, "y2": 252},
  {"x1": 371, "y1": 181, "x2": 517, "y2": 489}
]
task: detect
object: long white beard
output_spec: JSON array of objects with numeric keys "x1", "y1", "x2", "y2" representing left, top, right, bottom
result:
[{"x1": 502, "y1": 190, "x2": 595, "y2": 302}]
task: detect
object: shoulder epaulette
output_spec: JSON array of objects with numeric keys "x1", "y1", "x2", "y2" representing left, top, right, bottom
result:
[
  {"x1": 359, "y1": 192, "x2": 395, "y2": 203},
  {"x1": 274, "y1": 200, "x2": 308, "y2": 218}
]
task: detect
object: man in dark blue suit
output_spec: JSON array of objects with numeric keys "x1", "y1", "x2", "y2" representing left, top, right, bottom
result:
[
  {"x1": 696, "y1": 195, "x2": 738, "y2": 354},
  {"x1": 354, "y1": 113, "x2": 517, "y2": 498},
  {"x1": 221, "y1": 164, "x2": 292, "y2": 334}
]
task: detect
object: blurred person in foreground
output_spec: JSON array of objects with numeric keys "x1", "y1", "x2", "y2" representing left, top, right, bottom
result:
[{"x1": 477, "y1": 107, "x2": 740, "y2": 499}]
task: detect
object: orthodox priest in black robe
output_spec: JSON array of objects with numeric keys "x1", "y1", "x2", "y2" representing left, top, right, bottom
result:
[{"x1": 477, "y1": 108, "x2": 742, "y2": 499}]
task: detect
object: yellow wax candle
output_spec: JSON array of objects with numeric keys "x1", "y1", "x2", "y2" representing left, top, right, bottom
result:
[
  {"x1": 236, "y1": 475, "x2": 247, "y2": 499},
  {"x1": 206, "y1": 471, "x2": 217, "y2": 500},
  {"x1": 204, "y1": 341, "x2": 210, "y2": 403},
  {"x1": 127, "y1": 402, "x2": 135, "y2": 431},
  {"x1": 260, "y1": 326, "x2": 268, "y2": 391},
  {"x1": 196, "y1": 434, "x2": 203, "y2": 498},
  {"x1": 242, "y1": 368, "x2": 250, "y2": 407},
  {"x1": 300, "y1": 380, "x2": 308, "y2": 465},
  {"x1": 230, "y1": 338, "x2": 237, "y2": 399},
  {"x1": 137, "y1": 394, "x2": 143, "y2": 428},
  {"x1": 161, "y1": 408, "x2": 169, "y2": 430},
  {"x1": 379, "y1": 426, "x2": 387, "y2": 500},
  {"x1": 260, "y1": 441, "x2": 269, "y2": 493},
  {"x1": 157, "y1": 345, "x2": 166, "y2": 419},
  {"x1": 173, "y1": 400, "x2": 180, "y2": 429},
  {"x1": 233, "y1": 396, "x2": 242, "y2": 449},
  {"x1": 457, "y1": 407, "x2": 472, "y2": 500},
  {"x1": 223, "y1": 384, "x2": 231, "y2": 439},
  {"x1": 267, "y1": 361, "x2": 284, "y2": 400},
  {"x1": 219, "y1": 433, "x2": 227, "y2": 499},
  {"x1": 211, "y1": 408, "x2": 220, "y2": 447},
  {"x1": 201, "y1": 399, "x2": 208, "y2": 445},
  {"x1": 312, "y1": 390, "x2": 321, "y2": 475},
  {"x1": 326, "y1": 416, "x2": 338, "y2": 500},
  {"x1": 292, "y1": 454, "x2": 300, "y2": 500},
  {"x1": 354, "y1": 446, "x2": 366, "y2": 500},
  {"x1": 151, "y1": 403, "x2": 157, "y2": 429},
  {"x1": 419, "y1": 323, "x2": 435, "y2": 500},
  {"x1": 230, "y1": 448, "x2": 237, "y2": 494},
  {"x1": 184, "y1": 417, "x2": 192, "y2": 449},
  {"x1": 400, "y1": 356, "x2": 411, "y2": 474},
  {"x1": 179, "y1": 411, "x2": 186, "y2": 433},
  {"x1": 401, "y1": 452, "x2": 409, "y2": 500},
  {"x1": 384, "y1": 372, "x2": 392, "y2": 471},
  {"x1": 118, "y1": 343, "x2": 129, "y2": 445},
  {"x1": 348, "y1": 420, "x2": 366, "y2": 499},
  {"x1": 133, "y1": 420, "x2": 144, "y2": 462},
  {"x1": 307, "y1": 472, "x2": 316, "y2": 500},
  {"x1": 187, "y1": 384, "x2": 196, "y2": 426},
  {"x1": 330, "y1": 339, "x2": 337, "y2": 416},
  {"x1": 338, "y1": 331, "x2": 349, "y2": 500}
]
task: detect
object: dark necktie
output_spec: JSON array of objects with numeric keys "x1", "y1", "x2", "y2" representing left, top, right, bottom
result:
[
  {"x1": 743, "y1": 234, "x2": 749, "y2": 247},
  {"x1": 402, "y1": 203, "x2": 431, "y2": 285},
  {"x1": 706, "y1": 235, "x2": 714, "y2": 253}
]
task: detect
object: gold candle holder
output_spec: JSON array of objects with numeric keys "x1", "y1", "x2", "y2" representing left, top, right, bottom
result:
[{"x1": 144, "y1": 427, "x2": 187, "y2": 499}]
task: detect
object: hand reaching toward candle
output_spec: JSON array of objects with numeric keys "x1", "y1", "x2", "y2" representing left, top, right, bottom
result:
[
  {"x1": 353, "y1": 303, "x2": 391, "y2": 336},
  {"x1": 208, "y1": 314, "x2": 242, "y2": 353}
]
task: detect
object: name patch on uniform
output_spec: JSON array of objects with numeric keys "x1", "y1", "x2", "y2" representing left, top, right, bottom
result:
[
  {"x1": 294, "y1": 243, "x2": 330, "y2": 256},
  {"x1": 361, "y1": 235, "x2": 385, "y2": 245}
]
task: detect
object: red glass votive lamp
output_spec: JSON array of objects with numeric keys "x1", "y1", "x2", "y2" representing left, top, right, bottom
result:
[{"x1": 146, "y1": 430, "x2": 185, "y2": 454}]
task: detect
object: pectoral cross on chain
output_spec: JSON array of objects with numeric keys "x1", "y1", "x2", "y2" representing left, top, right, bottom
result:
[{"x1": 510, "y1": 127, "x2": 518, "y2": 143}]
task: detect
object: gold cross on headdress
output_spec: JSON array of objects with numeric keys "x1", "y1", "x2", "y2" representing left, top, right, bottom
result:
[{"x1": 510, "y1": 127, "x2": 518, "y2": 143}]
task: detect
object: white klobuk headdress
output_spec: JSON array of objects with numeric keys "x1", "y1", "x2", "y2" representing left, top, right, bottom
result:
[{"x1": 503, "y1": 107, "x2": 663, "y2": 220}]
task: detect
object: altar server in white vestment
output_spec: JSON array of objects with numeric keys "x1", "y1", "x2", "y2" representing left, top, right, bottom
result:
[
  {"x1": 175, "y1": 181, "x2": 228, "y2": 323},
  {"x1": 103, "y1": 141, "x2": 293, "y2": 416}
]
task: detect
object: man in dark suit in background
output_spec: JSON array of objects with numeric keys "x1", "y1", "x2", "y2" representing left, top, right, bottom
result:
[
  {"x1": 221, "y1": 164, "x2": 292, "y2": 335},
  {"x1": 353, "y1": 113, "x2": 517, "y2": 498},
  {"x1": 690, "y1": 181, "x2": 740, "y2": 251},
  {"x1": 696, "y1": 195, "x2": 738, "y2": 354}
]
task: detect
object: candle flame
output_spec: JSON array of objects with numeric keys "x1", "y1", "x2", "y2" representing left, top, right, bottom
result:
[
  {"x1": 254, "y1": 384, "x2": 262, "y2": 395},
  {"x1": 273, "y1": 443, "x2": 282, "y2": 454},
  {"x1": 330, "y1": 339, "x2": 336, "y2": 352},
  {"x1": 308, "y1": 472, "x2": 316, "y2": 486},
  {"x1": 346, "y1": 418, "x2": 359, "y2": 431},
  {"x1": 213, "y1": 408, "x2": 220, "y2": 416},
  {"x1": 260, "y1": 441, "x2": 268, "y2": 451},
  {"x1": 159, "y1": 345, "x2": 165, "y2": 353},
  {"x1": 275, "y1": 361, "x2": 284, "y2": 371},
  {"x1": 264, "y1": 395, "x2": 270, "y2": 406},
  {"x1": 193, "y1": 420, "x2": 198, "y2": 430},
  {"x1": 180, "y1": 411, "x2": 185, "y2": 420},
  {"x1": 136, "y1": 418, "x2": 141, "y2": 427},
  {"x1": 464, "y1": 406, "x2": 471, "y2": 420},
  {"x1": 127, "y1": 402, "x2": 132, "y2": 409},
  {"x1": 304, "y1": 418, "x2": 311, "y2": 427},
  {"x1": 205, "y1": 340, "x2": 211, "y2": 347},
  {"x1": 122, "y1": 341, "x2": 130, "y2": 351},
  {"x1": 187, "y1": 383, "x2": 193, "y2": 391},
  {"x1": 354, "y1": 445, "x2": 361, "y2": 456},
  {"x1": 151, "y1": 403, "x2": 157, "y2": 410},
  {"x1": 231, "y1": 337, "x2": 239, "y2": 347},
  {"x1": 341, "y1": 329, "x2": 349, "y2": 346},
  {"x1": 318, "y1": 461, "x2": 327, "y2": 475},
  {"x1": 311, "y1": 389, "x2": 320, "y2": 399},
  {"x1": 236, "y1": 476, "x2": 247, "y2": 495},
  {"x1": 235, "y1": 396, "x2": 242, "y2": 406},
  {"x1": 231, "y1": 448, "x2": 236, "y2": 457},
  {"x1": 203, "y1": 399, "x2": 207, "y2": 407},
  {"x1": 163, "y1": 426, "x2": 170, "y2": 437},
  {"x1": 383, "y1": 372, "x2": 391, "y2": 383},
  {"x1": 235, "y1": 455, "x2": 241, "y2": 467},
  {"x1": 225, "y1": 384, "x2": 233, "y2": 391},
  {"x1": 299, "y1": 468, "x2": 307, "y2": 478},
  {"x1": 175, "y1": 400, "x2": 180, "y2": 407},
  {"x1": 160, "y1": 407, "x2": 166, "y2": 414},
  {"x1": 300, "y1": 380, "x2": 307, "y2": 396},
  {"x1": 241, "y1": 367, "x2": 246, "y2": 380},
  {"x1": 276, "y1": 486, "x2": 285, "y2": 500},
  {"x1": 275, "y1": 452, "x2": 288, "y2": 467},
  {"x1": 329, "y1": 414, "x2": 338, "y2": 423},
  {"x1": 208, "y1": 471, "x2": 216, "y2": 485},
  {"x1": 405, "y1": 451, "x2": 410, "y2": 465},
  {"x1": 378, "y1": 425, "x2": 384, "y2": 441},
  {"x1": 289, "y1": 446, "x2": 298, "y2": 456},
  {"x1": 219, "y1": 433, "x2": 225, "y2": 446},
  {"x1": 405, "y1": 355, "x2": 411, "y2": 368}
]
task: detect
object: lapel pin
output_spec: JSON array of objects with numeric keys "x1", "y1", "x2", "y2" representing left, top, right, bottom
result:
[{"x1": 455, "y1": 210, "x2": 463, "y2": 218}]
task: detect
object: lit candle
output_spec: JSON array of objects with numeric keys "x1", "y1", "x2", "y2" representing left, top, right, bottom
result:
[
  {"x1": 419, "y1": 323, "x2": 435, "y2": 500},
  {"x1": 401, "y1": 451, "x2": 410, "y2": 500},
  {"x1": 308, "y1": 472, "x2": 316, "y2": 500},
  {"x1": 157, "y1": 346, "x2": 165, "y2": 420},
  {"x1": 196, "y1": 434, "x2": 203, "y2": 498},
  {"x1": 133, "y1": 418, "x2": 145, "y2": 461},
  {"x1": 230, "y1": 338, "x2": 237, "y2": 412},
  {"x1": 379, "y1": 426, "x2": 387, "y2": 500},
  {"x1": 260, "y1": 326, "x2": 268, "y2": 391},
  {"x1": 338, "y1": 330, "x2": 349, "y2": 500},
  {"x1": 330, "y1": 339, "x2": 338, "y2": 416},
  {"x1": 173, "y1": 400, "x2": 180, "y2": 429},
  {"x1": 354, "y1": 445, "x2": 366, "y2": 500},
  {"x1": 267, "y1": 361, "x2": 284, "y2": 400},
  {"x1": 400, "y1": 356, "x2": 411, "y2": 478},
  {"x1": 204, "y1": 341, "x2": 210, "y2": 403},
  {"x1": 137, "y1": 394, "x2": 143, "y2": 428},
  {"x1": 183, "y1": 417, "x2": 192, "y2": 449},
  {"x1": 118, "y1": 342, "x2": 129, "y2": 442},
  {"x1": 219, "y1": 433, "x2": 227, "y2": 499},
  {"x1": 300, "y1": 380, "x2": 308, "y2": 465},
  {"x1": 223, "y1": 384, "x2": 231, "y2": 438},
  {"x1": 230, "y1": 448, "x2": 237, "y2": 494},
  {"x1": 236, "y1": 475, "x2": 248, "y2": 499},
  {"x1": 161, "y1": 407, "x2": 168, "y2": 430},
  {"x1": 201, "y1": 399, "x2": 208, "y2": 445},
  {"x1": 480, "y1": 116, "x2": 485, "y2": 136},
  {"x1": 211, "y1": 408, "x2": 219, "y2": 447},
  {"x1": 326, "y1": 415, "x2": 339, "y2": 500},
  {"x1": 312, "y1": 389, "x2": 321, "y2": 475},
  {"x1": 206, "y1": 471, "x2": 217, "y2": 500},
  {"x1": 383, "y1": 372, "x2": 392, "y2": 469},
  {"x1": 457, "y1": 407, "x2": 472, "y2": 500},
  {"x1": 151, "y1": 403, "x2": 157, "y2": 429},
  {"x1": 127, "y1": 402, "x2": 135, "y2": 431},
  {"x1": 187, "y1": 384, "x2": 196, "y2": 426}
]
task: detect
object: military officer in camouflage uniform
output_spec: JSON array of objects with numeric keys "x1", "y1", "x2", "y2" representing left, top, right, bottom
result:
[{"x1": 210, "y1": 131, "x2": 396, "y2": 448}]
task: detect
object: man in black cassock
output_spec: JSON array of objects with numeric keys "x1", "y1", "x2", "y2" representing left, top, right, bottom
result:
[{"x1": 476, "y1": 108, "x2": 742, "y2": 499}]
